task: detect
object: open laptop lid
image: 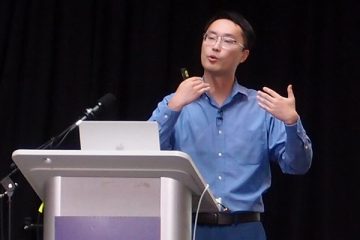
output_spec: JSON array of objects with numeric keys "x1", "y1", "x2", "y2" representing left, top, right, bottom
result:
[{"x1": 79, "y1": 121, "x2": 160, "y2": 151}]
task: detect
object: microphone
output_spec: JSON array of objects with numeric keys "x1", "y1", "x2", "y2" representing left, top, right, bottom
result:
[
  {"x1": 1, "y1": 94, "x2": 117, "y2": 240},
  {"x1": 75, "y1": 93, "x2": 117, "y2": 126}
]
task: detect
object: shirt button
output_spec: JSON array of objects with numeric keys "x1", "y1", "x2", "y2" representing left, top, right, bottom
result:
[
  {"x1": 164, "y1": 114, "x2": 168, "y2": 119},
  {"x1": 218, "y1": 152, "x2": 222, "y2": 157},
  {"x1": 218, "y1": 130, "x2": 222, "y2": 134},
  {"x1": 218, "y1": 176, "x2": 222, "y2": 180}
]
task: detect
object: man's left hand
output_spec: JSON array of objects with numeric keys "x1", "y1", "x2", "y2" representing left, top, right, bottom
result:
[{"x1": 256, "y1": 84, "x2": 299, "y2": 125}]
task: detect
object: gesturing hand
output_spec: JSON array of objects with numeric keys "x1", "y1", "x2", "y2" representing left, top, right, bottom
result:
[
  {"x1": 168, "y1": 77, "x2": 210, "y2": 111},
  {"x1": 256, "y1": 84, "x2": 299, "y2": 125}
]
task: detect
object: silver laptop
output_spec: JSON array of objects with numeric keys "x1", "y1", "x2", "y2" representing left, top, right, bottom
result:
[{"x1": 79, "y1": 121, "x2": 160, "y2": 151}]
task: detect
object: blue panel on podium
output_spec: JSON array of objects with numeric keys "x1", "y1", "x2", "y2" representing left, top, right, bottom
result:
[{"x1": 55, "y1": 216, "x2": 160, "y2": 240}]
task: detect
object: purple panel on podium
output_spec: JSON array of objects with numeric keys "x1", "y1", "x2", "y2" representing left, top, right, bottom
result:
[{"x1": 55, "y1": 216, "x2": 160, "y2": 240}]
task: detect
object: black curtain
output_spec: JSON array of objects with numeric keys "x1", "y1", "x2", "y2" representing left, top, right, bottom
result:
[{"x1": 0, "y1": 0, "x2": 359, "y2": 239}]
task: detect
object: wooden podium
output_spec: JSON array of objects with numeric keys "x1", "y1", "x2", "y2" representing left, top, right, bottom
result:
[{"x1": 12, "y1": 149, "x2": 219, "y2": 240}]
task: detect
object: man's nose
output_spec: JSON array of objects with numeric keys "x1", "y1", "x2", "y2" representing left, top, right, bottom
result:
[{"x1": 212, "y1": 37, "x2": 221, "y2": 51}]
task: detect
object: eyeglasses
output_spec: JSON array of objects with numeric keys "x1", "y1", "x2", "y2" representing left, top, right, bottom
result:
[{"x1": 203, "y1": 32, "x2": 245, "y2": 50}]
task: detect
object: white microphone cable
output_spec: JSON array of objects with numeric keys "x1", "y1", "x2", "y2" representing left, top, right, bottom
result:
[{"x1": 192, "y1": 184, "x2": 209, "y2": 240}]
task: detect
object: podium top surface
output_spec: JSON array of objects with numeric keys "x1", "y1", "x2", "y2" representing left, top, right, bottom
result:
[{"x1": 12, "y1": 149, "x2": 219, "y2": 212}]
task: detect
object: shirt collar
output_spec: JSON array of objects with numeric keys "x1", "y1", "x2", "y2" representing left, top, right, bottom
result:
[
  {"x1": 201, "y1": 77, "x2": 249, "y2": 98},
  {"x1": 202, "y1": 80, "x2": 249, "y2": 107},
  {"x1": 231, "y1": 80, "x2": 249, "y2": 98}
]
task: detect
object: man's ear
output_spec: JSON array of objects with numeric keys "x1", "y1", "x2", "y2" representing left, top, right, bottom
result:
[{"x1": 239, "y1": 49, "x2": 250, "y2": 64}]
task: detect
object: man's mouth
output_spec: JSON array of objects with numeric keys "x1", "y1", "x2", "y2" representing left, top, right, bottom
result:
[{"x1": 208, "y1": 55, "x2": 219, "y2": 62}]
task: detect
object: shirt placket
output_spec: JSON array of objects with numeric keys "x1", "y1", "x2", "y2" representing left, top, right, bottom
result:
[{"x1": 215, "y1": 107, "x2": 225, "y2": 187}]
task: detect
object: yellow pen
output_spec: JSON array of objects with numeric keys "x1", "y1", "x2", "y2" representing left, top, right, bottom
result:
[{"x1": 180, "y1": 68, "x2": 189, "y2": 80}]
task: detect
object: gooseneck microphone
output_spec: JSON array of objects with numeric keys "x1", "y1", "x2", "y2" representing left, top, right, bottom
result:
[
  {"x1": 75, "y1": 93, "x2": 117, "y2": 126},
  {"x1": 38, "y1": 93, "x2": 117, "y2": 149},
  {"x1": 2, "y1": 93, "x2": 116, "y2": 183},
  {"x1": 1, "y1": 94, "x2": 116, "y2": 240}
]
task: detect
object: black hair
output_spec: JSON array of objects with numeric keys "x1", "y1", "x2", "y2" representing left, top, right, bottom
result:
[{"x1": 204, "y1": 11, "x2": 256, "y2": 50}]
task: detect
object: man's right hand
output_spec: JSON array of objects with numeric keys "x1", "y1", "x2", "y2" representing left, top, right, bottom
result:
[{"x1": 168, "y1": 77, "x2": 210, "y2": 111}]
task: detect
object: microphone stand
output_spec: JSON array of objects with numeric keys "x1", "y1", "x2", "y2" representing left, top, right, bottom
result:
[
  {"x1": 1, "y1": 192, "x2": 5, "y2": 240},
  {"x1": 0, "y1": 120, "x2": 79, "y2": 240},
  {"x1": 0, "y1": 169, "x2": 18, "y2": 240},
  {"x1": 0, "y1": 93, "x2": 116, "y2": 240},
  {"x1": 0, "y1": 114, "x2": 87, "y2": 240}
]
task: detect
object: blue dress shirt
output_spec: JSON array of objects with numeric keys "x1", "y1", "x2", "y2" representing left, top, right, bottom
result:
[{"x1": 149, "y1": 81, "x2": 312, "y2": 212}]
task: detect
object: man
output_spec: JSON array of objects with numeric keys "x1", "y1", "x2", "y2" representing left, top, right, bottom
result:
[{"x1": 149, "y1": 11, "x2": 312, "y2": 240}]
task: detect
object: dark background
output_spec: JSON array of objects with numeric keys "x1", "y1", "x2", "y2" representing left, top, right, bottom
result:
[{"x1": 0, "y1": 0, "x2": 359, "y2": 239}]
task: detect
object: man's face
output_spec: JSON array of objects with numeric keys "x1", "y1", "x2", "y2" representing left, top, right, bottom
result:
[{"x1": 201, "y1": 19, "x2": 249, "y2": 75}]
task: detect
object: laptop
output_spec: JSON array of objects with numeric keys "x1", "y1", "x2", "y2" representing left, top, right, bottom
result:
[{"x1": 79, "y1": 121, "x2": 160, "y2": 151}]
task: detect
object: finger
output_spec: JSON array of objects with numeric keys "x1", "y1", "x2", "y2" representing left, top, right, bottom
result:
[
  {"x1": 187, "y1": 76, "x2": 202, "y2": 81},
  {"x1": 257, "y1": 90, "x2": 275, "y2": 102},
  {"x1": 192, "y1": 81, "x2": 210, "y2": 90},
  {"x1": 262, "y1": 87, "x2": 281, "y2": 98},
  {"x1": 256, "y1": 94, "x2": 274, "y2": 108},
  {"x1": 287, "y1": 84, "x2": 295, "y2": 98},
  {"x1": 182, "y1": 77, "x2": 201, "y2": 86},
  {"x1": 201, "y1": 86, "x2": 211, "y2": 93},
  {"x1": 193, "y1": 77, "x2": 204, "y2": 82},
  {"x1": 257, "y1": 101, "x2": 271, "y2": 112},
  {"x1": 191, "y1": 77, "x2": 207, "y2": 86},
  {"x1": 194, "y1": 83, "x2": 210, "y2": 93}
]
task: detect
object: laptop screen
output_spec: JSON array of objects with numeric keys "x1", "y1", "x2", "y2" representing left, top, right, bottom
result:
[{"x1": 79, "y1": 121, "x2": 160, "y2": 151}]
